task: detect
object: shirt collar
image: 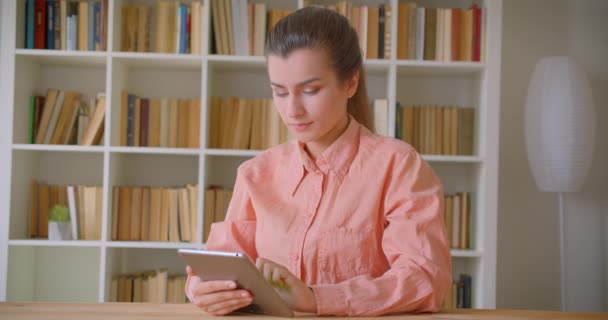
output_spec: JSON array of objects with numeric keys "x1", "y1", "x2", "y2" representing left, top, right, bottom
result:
[{"x1": 287, "y1": 116, "x2": 361, "y2": 196}]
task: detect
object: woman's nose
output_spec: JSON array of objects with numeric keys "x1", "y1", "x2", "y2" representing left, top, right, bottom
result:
[{"x1": 285, "y1": 95, "x2": 305, "y2": 118}]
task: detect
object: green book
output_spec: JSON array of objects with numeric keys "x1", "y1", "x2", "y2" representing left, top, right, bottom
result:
[{"x1": 29, "y1": 96, "x2": 36, "y2": 144}]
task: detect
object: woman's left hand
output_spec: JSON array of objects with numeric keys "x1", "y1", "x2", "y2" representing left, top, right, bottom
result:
[{"x1": 255, "y1": 257, "x2": 317, "y2": 313}]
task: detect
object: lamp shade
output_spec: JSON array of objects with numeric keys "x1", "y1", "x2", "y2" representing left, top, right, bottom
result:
[{"x1": 524, "y1": 56, "x2": 596, "y2": 192}]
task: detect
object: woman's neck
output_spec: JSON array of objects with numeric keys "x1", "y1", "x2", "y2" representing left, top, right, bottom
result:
[{"x1": 304, "y1": 115, "x2": 350, "y2": 162}]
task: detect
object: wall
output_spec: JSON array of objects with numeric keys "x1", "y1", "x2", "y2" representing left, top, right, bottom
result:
[{"x1": 498, "y1": 0, "x2": 608, "y2": 312}]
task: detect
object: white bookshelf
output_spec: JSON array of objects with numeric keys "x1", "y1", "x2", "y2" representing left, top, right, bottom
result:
[{"x1": 0, "y1": 0, "x2": 502, "y2": 308}]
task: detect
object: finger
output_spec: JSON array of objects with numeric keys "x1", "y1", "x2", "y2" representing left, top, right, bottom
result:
[
  {"x1": 190, "y1": 280, "x2": 237, "y2": 296},
  {"x1": 207, "y1": 296, "x2": 254, "y2": 316},
  {"x1": 186, "y1": 266, "x2": 196, "y2": 277},
  {"x1": 255, "y1": 257, "x2": 264, "y2": 271},
  {"x1": 271, "y1": 266, "x2": 283, "y2": 283},
  {"x1": 261, "y1": 261, "x2": 273, "y2": 281},
  {"x1": 193, "y1": 289, "x2": 250, "y2": 309}
]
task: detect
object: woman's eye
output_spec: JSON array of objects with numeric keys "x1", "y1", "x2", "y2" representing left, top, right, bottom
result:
[
  {"x1": 303, "y1": 88, "x2": 319, "y2": 95},
  {"x1": 274, "y1": 91, "x2": 288, "y2": 97}
]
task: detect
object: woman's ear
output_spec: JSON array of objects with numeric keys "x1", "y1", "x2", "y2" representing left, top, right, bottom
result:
[{"x1": 345, "y1": 71, "x2": 359, "y2": 98}]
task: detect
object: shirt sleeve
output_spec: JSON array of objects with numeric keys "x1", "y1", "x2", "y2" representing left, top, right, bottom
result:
[
  {"x1": 310, "y1": 150, "x2": 452, "y2": 316},
  {"x1": 185, "y1": 164, "x2": 258, "y2": 301}
]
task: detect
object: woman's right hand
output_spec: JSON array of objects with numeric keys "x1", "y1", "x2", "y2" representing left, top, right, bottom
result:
[{"x1": 185, "y1": 266, "x2": 253, "y2": 316}]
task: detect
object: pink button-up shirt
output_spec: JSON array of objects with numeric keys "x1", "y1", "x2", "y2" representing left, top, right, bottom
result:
[{"x1": 189, "y1": 117, "x2": 451, "y2": 316}]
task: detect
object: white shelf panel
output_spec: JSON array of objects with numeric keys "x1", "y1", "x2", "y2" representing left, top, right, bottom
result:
[
  {"x1": 111, "y1": 52, "x2": 203, "y2": 70},
  {"x1": 364, "y1": 59, "x2": 392, "y2": 72},
  {"x1": 109, "y1": 146, "x2": 200, "y2": 156},
  {"x1": 205, "y1": 149, "x2": 262, "y2": 157},
  {"x1": 9, "y1": 240, "x2": 102, "y2": 247},
  {"x1": 15, "y1": 49, "x2": 107, "y2": 66},
  {"x1": 422, "y1": 155, "x2": 483, "y2": 163},
  {"x1": 451, "y1": 249, "x2": 483, "y2": 258},
  {"x1": 12, "y1": 144, "x2": 105, "y2": 153},
  {"x1": 106, "y1": 241, "x2": 201, "y2": 249},
  {"x1": 207, "y1": 55, "x2": 267, "y2": 71},
  {"x1": 397, "y1": 60, "x2": 485, "y2": 76}
]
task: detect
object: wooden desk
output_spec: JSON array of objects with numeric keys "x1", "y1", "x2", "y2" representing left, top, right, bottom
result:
[{"x1": 0, "y1": 302, "x2": 605, "y2": 320}]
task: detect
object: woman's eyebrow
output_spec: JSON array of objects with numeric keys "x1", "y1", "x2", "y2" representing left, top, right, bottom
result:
[{"x1": 270, "y1": 77, "x2": 321, "y2": 88}]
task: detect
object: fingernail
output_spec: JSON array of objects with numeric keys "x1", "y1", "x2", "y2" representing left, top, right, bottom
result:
[
  {"x1": 227, "y1": 282, "x2": 236, "y2": 289},
  {"x1": 241, "y1": 292, "x2": 250, "y2": 298}
]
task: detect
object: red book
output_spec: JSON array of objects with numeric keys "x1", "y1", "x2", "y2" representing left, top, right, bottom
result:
[
  {"x1": 34, "y1": 0, "x2": 46, "y2": 49},
  {"x1": 451, "y1": 8, "x2": 461, "y2": 61}
]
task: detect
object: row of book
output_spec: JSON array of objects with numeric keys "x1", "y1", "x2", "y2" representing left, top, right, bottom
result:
[
  {"x1": 210, "y1": 0, "x2": 293, "y2": 56},
  {"x1": 122, "y1": 1, "x2": 205, "y2": 54},
  {"x1": 203, "y1": 186, "x2": 234, "y2": 241},
  {"x1": 120, "y1": 92, "x2": 201, "y2": 148},
  {"x1": 396, "y1": 105, "x2": 475, "y2": 156},
  {"x1": 208, "y1": 97, "x2": 289, "y2": 150},
  {"x1": 30, "y1": 90, "x2": 106, "y2": 146},
  {"x1": 111, "y1": 185, "x2": 199, "y2": 243},
  {"x1": 442, "y1": 274, "x2": 473, "y2": 309},
  {"x1": 110, "y1": 270, "x2": 187, "y2": 303},
  {"x1": 397, "y1": 3, "x2": 485, "y2": 62},
  {"x1": 307, "y1": 1, "x2": 392, "y2": 60},
  {"x1": 29, "y1": 182, "x2": 102, "y2": 240},
  {"x1": 24, "y1": 0, "x2": 108, "y2": 51},
  {"x1": 444, "y1": 192, "x2": 472, "y2": 250}
]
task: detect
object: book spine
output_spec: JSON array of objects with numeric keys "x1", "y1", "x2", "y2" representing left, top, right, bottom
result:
[
  {"x1": 46, "y1": 0, "x2": 55, "y2": 49},
  {"x1": 127, "y1": 94, "x2": 135, "y2": 146},
  {"x1": 26, "y1": 0, "x2": 36, "y2": 48},
  {"x1": 35, "y1": 0, "x2": 46, "y2": 49},
  {"x1": 94, "y1": 2, "x2": 101, "y2": 51},
  {"x1": 88, "y1": 0, "x2": 95, "y2": 51}
]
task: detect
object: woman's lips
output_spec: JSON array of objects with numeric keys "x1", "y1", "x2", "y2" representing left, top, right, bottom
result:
[{"x1": 290, "y1": 122, "x2": 312, "y2": 131}]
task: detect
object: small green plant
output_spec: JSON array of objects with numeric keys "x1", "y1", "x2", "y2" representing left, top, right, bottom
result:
[{"x1": 49, "y1": 205, "x2": 70, "y2": 222}]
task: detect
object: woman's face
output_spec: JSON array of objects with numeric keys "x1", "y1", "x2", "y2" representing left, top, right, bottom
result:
[{"x1": 267, "y1": 48, "x2": 358, "y2": 146}]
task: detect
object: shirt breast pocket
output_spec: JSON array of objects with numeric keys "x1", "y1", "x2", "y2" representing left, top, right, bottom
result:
[{"x1": 318, "y1": 226, "x2": 378, "y2": 283}]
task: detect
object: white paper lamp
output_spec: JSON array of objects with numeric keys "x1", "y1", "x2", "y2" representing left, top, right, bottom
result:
[
  {"x1": 524, "y1": 56, "x2": 596, "y2": 311},
  {"x1": 525, "y1": 56, "x2": 596, "y2": 192}
]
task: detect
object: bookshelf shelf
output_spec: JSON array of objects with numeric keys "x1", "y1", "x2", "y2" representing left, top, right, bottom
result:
[
  {"x1": 451, "y1": 249, "x2": 483, "y2": 258},
  {"x1": 396, "y1": 60, "x2": 485, "y2": 75},
  {"x1": 15, "y1": 49, "x2": 107, "y2": 66},
  {"x1": 105, "y1": 241, "x2": 201, "y2": 250},
  {"x1": 204, "y1": 148, "x2": 261, "y2": 157},
  {"x1": 0, "y1": 0, "x2": 502, "y2": 309},
  {"x1": 111, "y1": 52, "x2": 204, "y2": 69},
  {"x1": 423, "y1": 155, "x2": 483, "y2": 163},
  {"x1": 8, "y1": 240, "x2": 103, "y2": 247},
  {"x1": 12, "y1": 144, "x2": 105, "y2": 153},
  {"x1": 109, "y1": 146, "x2": 200, "y2": 156}
]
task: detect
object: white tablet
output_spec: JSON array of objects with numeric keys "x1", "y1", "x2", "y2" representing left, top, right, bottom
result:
[{"x1": 177, "y1": 249, "x2": 295, "y2": 318}]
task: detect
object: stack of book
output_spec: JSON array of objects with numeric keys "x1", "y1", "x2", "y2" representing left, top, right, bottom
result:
[
  {"x1": 396, "y1": 105, "x2": 475, "y2": 156},
  {"x1": 30, "y1": 90, "x2": 105, "y2": 146},
  {"x1": 110, "y1": 270, "x2": 187, "y2": 303},
  {"x1": 122, "y1": 1, "x2": 205, "y2": 54},
  {"x1": 396, "y1": 3, "x2": 485, "y2": 61},
  {"x1": 111, "y1": 184, "x2": 198, "y2": 243},
  {"x1": 29, "y1": 182, "x2": 102, "y2": 240},
  {"x1": 209, "y1": 0, "x2": 293, "y2": 56},
  {"x1": 208, "y1": 97, "x2": 288, "y2": 150},
  {"x1": 120, "y1": 91, "x2": 200, "y2": 148},
  {"x1": 24, "y1": 0, "x2": 108, "y2": 51},
  {"x1": 203, "y1": 186, "x2": 233, "y2": 241},
  {"x1": 444, "y1": 192, "x2": 472, "y2": 250},
  {"x1": 442, "y1": 273, "x2": 473, "y2": 309}
]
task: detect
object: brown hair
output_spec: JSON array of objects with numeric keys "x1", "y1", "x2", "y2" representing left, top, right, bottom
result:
[{"x1": 266, "y1": 6, "x2": 374, "y2": 132}]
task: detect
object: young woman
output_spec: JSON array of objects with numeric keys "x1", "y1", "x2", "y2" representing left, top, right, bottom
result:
[{"x1": 185, "y1": 7, "x2": 451, "y2": 316}]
